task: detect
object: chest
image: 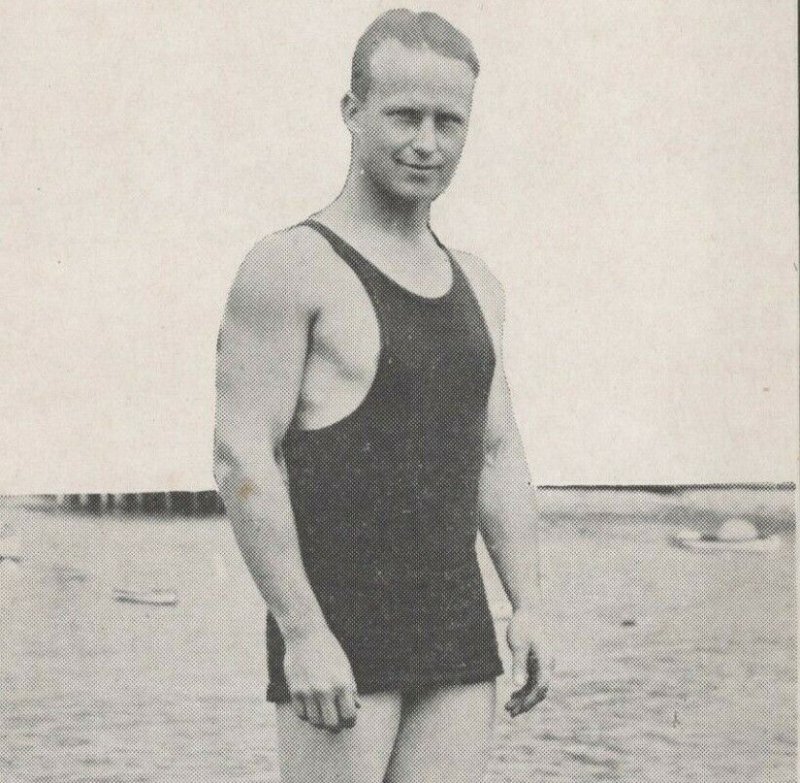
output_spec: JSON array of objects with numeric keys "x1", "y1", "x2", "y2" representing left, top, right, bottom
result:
[{"x1": 311, "y1": 266, "x2": 493, "y2": 383}]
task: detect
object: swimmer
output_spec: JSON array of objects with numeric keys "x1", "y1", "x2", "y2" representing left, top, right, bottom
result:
[{"x1": 214, "y1": 10, "x2": 552, "y2": 783}]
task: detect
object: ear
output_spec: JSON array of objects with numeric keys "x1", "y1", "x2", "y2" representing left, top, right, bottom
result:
[{"x1": 341, "y1": 91, "x2": 364, "y2": 135}]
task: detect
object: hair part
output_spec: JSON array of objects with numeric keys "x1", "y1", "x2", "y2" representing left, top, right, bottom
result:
[{"x1": 351, "y1": 9, "x2": 480, "y2": 100}]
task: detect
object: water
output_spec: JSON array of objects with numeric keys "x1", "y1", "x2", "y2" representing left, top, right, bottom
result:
[{"x1": 0, "y1": 502, "x2": 795, "y2": 782}]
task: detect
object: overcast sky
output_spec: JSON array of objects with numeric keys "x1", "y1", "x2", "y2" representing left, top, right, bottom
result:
[{"x1": 2, "y1": 1, "x2": 797, "y2": 492}]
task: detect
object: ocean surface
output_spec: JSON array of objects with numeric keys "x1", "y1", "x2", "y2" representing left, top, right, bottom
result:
[{"x1": 0, "y1": 496, "x2": 795, "y2": 782}]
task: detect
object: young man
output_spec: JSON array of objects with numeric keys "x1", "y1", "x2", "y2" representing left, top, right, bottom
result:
[{"x1": 214, "y1": 10, "x2": 552, "y2": 783}]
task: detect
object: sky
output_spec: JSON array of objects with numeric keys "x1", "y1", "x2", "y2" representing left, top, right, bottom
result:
[{"x1": 1, "y1": 0, "x2": 797, "y2": 492}]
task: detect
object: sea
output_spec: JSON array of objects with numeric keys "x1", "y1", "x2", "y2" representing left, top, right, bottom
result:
[{"x1": 0, "y1": 489, "x2": 795, "y2": 782}]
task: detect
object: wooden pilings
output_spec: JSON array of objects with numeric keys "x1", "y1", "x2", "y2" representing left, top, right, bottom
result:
[{"x1": 57, "y1": 491, "x2": 225, "y2": 517}]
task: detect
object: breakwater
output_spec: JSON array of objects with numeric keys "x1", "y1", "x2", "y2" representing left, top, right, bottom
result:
[{"x1": 50, "y1": 491, "x2": 225, "y2": 516}]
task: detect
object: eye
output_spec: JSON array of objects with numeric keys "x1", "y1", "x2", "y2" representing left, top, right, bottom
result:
[
  {"x1": 436, "y1": 114, "x2": 464, "y2": 131},
  {"x1": 387, "y1": 109, "x2": 420, "y2": 124}
]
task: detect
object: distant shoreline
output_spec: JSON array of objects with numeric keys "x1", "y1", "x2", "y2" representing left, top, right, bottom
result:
[
  {"x1": 538, "y1": 483, "x2": 797, "y2": 492},
  {"x1": 1, "y1": 485, "x2": 794, "y2": 529},
  {"x1": 2, "y1": 482, "x2": 796, "y2": 501}
]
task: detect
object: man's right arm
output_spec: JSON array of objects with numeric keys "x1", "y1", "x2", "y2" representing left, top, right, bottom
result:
[{"x1": 213, "y1": 232, "x2": 359, "y2": 731}]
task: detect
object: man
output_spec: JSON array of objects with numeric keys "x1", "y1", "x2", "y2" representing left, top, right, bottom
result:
[{"x1": 214, "y1": 9, "x2": 552, "y2": 783}]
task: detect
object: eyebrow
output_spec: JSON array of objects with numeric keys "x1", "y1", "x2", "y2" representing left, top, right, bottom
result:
[{"x1": 382, "y1": 105, "x2": 466, "y2": 122}]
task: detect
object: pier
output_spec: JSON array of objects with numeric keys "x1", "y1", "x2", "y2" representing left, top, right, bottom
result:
[{"x1": 52, "y1": 491, "x2": 225, "y2": 517}]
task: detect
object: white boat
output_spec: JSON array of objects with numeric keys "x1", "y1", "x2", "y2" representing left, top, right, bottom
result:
[
  {"x1": 0, "y1": 524, "x2": 21, "y2": 561},
  {"x1": 670, "y1": 531, "x2": 782, "y2": 552},
  {"x1": 113, "y1": 588, "x2": 178, "y2": 606}
]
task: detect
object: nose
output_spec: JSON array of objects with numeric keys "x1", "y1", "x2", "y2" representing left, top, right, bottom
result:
[{"x1": 411, "y1": 117, "x2": 437, "y2": 157}]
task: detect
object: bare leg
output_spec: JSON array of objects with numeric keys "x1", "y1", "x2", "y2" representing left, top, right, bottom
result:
[
  {"x1": 384, "y1": 681, "x2": 497, "y2": 783},
  {"x1": 275, "y1": 691, "x2": 404, "y2": 783}
]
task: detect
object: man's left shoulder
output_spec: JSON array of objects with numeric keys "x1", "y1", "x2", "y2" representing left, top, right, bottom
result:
[{"x1": 451, "y1": 249, "x2": 505, "y2": 320}]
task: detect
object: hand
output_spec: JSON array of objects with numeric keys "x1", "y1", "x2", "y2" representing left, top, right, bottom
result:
[
  {"x1": 504, "y1": 608, "x2": 553, "y2": 717},
  {"x1": 284, "y1": 627, "x2": 361, "y2": 733}
]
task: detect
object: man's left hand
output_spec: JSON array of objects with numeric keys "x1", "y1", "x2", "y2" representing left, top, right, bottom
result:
[{"x1": 504, "y1": 608, "x2": 553, "y2": 717}]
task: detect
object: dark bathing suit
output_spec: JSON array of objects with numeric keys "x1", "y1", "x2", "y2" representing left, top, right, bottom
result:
[{"x1": 265, "y1": 219, "x2": 505, "y2": 703}]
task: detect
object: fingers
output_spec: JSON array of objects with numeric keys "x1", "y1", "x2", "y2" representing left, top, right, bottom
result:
[
  {"x1": 305, "y1": 693, "x2": 323, "y2": 728},
  {"x1": 504, "y1": 647, "x2": 551, "y2": 717},
  {"x1": 292, "y1": 694, "x2": 307, "y2": 721},
  {"x1": 291, "y1": 687, "x2": 360, "y2": 732},
  {"x1": 506, "y1": 683, "x2": 549, "y2": 717},
  {"x1": 335, "y1": 688, "x2": 358, "y2": 729},
  {"x1": 317, "y1": 692, "x2": 341, "y2": 732}
]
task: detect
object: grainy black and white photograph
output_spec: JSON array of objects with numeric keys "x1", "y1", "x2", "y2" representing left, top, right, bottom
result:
[{"x1": 1, "y1": 3, "x2": 797, "y2": 782}]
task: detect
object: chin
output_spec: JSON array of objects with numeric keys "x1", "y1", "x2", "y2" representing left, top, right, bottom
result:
[
  {"x1": 385, "y1": 177, "x2": 448, "y2": 203},
  {"x1": 396, "y1": 185, "x2": 443, "y2": 203}
]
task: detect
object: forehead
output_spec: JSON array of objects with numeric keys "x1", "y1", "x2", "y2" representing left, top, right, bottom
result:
[{"x1": 366, "y1": 39, "x2": 475, "y2": 111}]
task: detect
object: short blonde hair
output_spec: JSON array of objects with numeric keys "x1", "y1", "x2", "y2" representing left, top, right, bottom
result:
[{"x1": 351, "y1": 9, "x2": 480, "y2": 100}]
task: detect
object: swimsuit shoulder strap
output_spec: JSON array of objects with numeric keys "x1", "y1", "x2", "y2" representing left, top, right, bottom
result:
[{"x1": 297, "y1": 219, "x2": 386, "y2": 292}]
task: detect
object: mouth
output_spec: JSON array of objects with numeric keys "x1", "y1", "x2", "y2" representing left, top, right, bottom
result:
[{"x1": 398, "y1": 162, "x2": 442, "y2": 172}]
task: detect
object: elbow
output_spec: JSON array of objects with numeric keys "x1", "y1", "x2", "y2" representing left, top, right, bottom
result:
[
  {"x1": 213, "y1": 433, "x2": 284, "y2": 513},
  {"x1": 213, "y1": 454, "x2": 258, "y2": 518},
  {"x1": 484, "y1": 433, "x2": 509, "y2": 467},
  {"x1": 212, "y1": 435, "x2": 240, "y2": 503},
  {"x1": 484, "y1": 418, "x2": 524, "y2": 465}
]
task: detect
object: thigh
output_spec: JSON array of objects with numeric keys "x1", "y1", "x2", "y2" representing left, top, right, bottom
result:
[
  {"x1": 274, "y1": 691, "x2": 403, "y2": 783},
  {"x1": 385, "y1": 681, "x2": 497, "y2": 783}
]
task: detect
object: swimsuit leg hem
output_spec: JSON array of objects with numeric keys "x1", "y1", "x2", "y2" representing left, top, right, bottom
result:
[{"x1": 265, "y1": 659, "x2": 505, "y2": 704}]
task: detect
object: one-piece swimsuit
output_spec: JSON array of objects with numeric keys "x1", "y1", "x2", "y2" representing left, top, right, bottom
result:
[{"x1": 265, "y1": 219, "x2": 505, "y2": 702}]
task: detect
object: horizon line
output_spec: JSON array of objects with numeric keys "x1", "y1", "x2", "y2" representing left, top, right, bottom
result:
[{"x1": 4, "y1": 482, "x2": 797, "y2": 499}]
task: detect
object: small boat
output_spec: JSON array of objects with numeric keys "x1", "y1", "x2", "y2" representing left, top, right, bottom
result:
[
  {"x1": 0, "y1": 524, "x2": 21, "y2": 562},
  {"x1": 113, "y1": 588, "x2": 178, "y2": 606},
  {"x1": 670, "y1": 530, "x2": 782, "y2": 552}
]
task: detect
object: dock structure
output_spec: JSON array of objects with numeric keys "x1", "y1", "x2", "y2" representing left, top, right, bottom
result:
[{"x1": 54, "y1": 491, "x2": 225, "y2": 517}]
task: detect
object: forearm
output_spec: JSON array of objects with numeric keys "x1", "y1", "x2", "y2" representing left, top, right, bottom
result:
[
  {"x1": 478, "y1": 429, "x2": 545, "y2": 613},
  {"x1": 215, "y1": 445, "x2": 328, "y2": 641}
]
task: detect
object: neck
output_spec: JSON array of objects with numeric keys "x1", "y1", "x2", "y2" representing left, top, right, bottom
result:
[{"x1": 332, "y1": 163, "x2": 433, "y2": 240}]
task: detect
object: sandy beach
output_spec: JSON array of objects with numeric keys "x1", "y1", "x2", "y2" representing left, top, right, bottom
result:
[{"x1": 0, "y1": 489, "x2": 795, "y2": 782}]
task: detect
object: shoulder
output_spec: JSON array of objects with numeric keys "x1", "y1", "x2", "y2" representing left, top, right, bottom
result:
[
  {"x1": 224, "y1": 225, "x2": 333, "y2": 326},
  {"x1": 230, "y1": 226, "x2": 320, "y2": 297},
  {"x1": 450, "y1": 248, "x2": 506, "y2": 327}
]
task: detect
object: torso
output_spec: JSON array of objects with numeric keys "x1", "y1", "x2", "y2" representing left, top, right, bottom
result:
[
  {"x1": 287, "y1": 220, "x2": 501, "y2": 431},
  {"x1": 265, "y1": 215, "x2": 507, "y2": 702}
]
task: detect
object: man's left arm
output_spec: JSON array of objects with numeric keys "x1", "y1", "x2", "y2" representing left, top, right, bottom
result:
[{"x1": 473, "y1": 262, "x2": 552, "y2": 716}]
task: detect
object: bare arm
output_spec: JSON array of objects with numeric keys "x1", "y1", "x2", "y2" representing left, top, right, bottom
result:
[
  {"x1": 213, "y1": 233, "x2": 327, "y2": 639},
  {"x1": 213, "y1": 232, "x2": 358, "y2": 731},
  {"x1": 478, "y1": 279, "x2": 544, "y2": 614},
  {"x1": 472, "y1": 263, "x2": 552, "y2": 716}
]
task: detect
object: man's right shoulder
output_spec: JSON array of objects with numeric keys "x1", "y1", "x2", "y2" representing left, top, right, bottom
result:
[
  {"x1": 237, "y1": 224, "x2": 328, "y2": 284},
  {"x1": 226, "y1": 225, "x2": 330, "y2": 316}
]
